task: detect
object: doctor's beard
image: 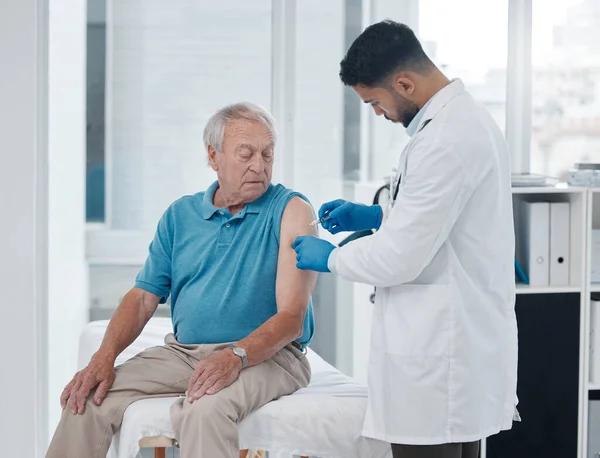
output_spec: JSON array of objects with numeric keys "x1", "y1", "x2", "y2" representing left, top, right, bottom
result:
[{"x1": 388, "y1": 90, "x2": 419, "y2": 128}]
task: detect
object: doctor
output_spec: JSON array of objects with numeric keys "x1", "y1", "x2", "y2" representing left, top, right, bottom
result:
[{"x1": 293, "y1": 20, "x2": 518, "y2": 458}]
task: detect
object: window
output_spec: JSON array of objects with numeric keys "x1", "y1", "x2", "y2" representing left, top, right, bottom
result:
[
  {"x1": 419, "y1": 0, "x2": 508, "y2": 133},
  {"x1": 531, "y1": 0, "x2": 600, "y2": 179},
  {"x1": 106, "y1": 0, "x2": 272, "y2": 231},
  {"x1": 86, "y1": 0, "x2": 106, "y2": 222},
  {"x1": 85, "y1": 0, "x2": 273, "y2": 226},
  {"x1": 366, "y1": 0, "x2": 508, "y2": 183}
]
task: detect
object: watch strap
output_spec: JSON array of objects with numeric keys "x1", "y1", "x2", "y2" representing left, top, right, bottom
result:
[{"x1": 227, "y1": 344, "x2": 247, "y2": 369}]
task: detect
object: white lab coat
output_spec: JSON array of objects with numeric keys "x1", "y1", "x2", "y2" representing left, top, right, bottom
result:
[{"x1": 329, "y1": 79, "x2": 518, "y2": 445}]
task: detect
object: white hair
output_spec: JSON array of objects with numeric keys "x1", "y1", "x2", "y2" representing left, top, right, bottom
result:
[{"x1": 203, "y1": 102, "x2": 277, "y2": 153}]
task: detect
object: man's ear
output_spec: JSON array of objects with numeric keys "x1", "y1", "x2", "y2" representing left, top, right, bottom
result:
[
  {"x1": 393, "y1": 74, "x2": 415, "y2": 96},
  {"x1": 207, "y1": 145, "x2": 219, "y2": 171}
]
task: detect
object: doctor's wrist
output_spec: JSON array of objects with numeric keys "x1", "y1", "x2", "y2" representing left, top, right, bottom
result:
[
  {"x1": 371, "y1": 205, "x2": 383, "y2": 230},
  {"x1": 327, "y1": 248, "x2": 339, "y2": 274}
]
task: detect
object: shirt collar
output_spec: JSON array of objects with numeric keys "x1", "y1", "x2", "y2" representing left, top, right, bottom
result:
[
  {"x1": 202, "y1": 181, "x2": 273, "y2": 220},
  {"x1": 405, "y1": 78, "x2": 465, "y2": 137},
  {"x1": 406, "y1": 98, "x2": 432, "y2": 137},
  {"x1": 202, "y1": 181, "x2": 221, "y2": 219}
]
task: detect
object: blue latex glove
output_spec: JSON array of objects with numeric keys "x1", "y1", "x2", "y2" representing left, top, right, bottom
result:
[
  {"x1": 318, "y1": 199, "x2": 383, "y2": 234},
  {"x1": 292, "y1": 236, "x2": 335, "y2": 272}
]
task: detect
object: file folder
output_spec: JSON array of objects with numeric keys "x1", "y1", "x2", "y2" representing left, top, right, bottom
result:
[
  {"x1": 519, "y1": 201, "x2": 550, "y2": 286},
  {"x1": 549, "y1": 202, "x2": 570, "y2": 286},
  {"x1": 588, "y1": 400, "x2": 600, "y2": 458}
]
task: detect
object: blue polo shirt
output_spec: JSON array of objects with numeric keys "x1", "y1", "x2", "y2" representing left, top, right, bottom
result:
[{"x1": 134, "y1": 181, "x2": 315, "y2": 346}]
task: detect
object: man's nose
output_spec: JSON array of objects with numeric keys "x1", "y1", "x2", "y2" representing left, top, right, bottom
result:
[
  {"x1": 372, "y1": 106, "x2": 385, "y2": 116},
  {"x1": 249, "y1": 154, "x2": 265, "y2": 172}
]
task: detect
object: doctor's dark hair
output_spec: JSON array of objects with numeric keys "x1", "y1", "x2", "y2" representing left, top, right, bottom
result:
[{"x1": 339, "y1": 20, "x2": 433, "y2": 87}]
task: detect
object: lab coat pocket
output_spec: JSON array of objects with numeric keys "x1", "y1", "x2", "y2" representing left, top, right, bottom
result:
[{"x1": 383, "y1": 284, "x2": 452, "y2": 357}]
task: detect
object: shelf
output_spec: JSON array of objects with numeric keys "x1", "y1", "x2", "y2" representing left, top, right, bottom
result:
[
  {"x1": 589, "y1": 384, "x2": 600, "y2": 391},
  {"x1": 591, "y1": 284, "x2": 600, "y2": 293},
  {"x1": 511, "y1": 185, "x2": 586, "y2": 195},
  {"x1": 515, "y1": 284, "x2": 581, "y2": 295}
]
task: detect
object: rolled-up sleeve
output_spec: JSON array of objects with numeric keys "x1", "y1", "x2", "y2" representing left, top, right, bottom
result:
[{"x1": 135, "y1": 209, "x2": 173, "y2": 303}]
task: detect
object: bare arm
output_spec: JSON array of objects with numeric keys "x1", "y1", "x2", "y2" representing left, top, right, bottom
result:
[
  {"x1": 235, "y1": 197, "x2": 318, "y2": 366},
  {"x1": 95, "y1": 287, "x2": 161, "y2": 362},
  {"x1": 61, "y1": 287, "x2": 160, "y2": 413}
]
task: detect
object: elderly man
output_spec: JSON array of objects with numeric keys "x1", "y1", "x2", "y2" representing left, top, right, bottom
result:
[{"x1": 46, "y1": 102, "x2": 318, "y2": 458}]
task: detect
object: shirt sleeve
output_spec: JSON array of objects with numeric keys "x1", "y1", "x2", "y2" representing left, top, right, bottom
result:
[
  {"x1": 331, "y1": 140, "x2": 480, "y2": 288},
  {"x1": 134, "y1": 208, "x2": 174, "y2": 303}
]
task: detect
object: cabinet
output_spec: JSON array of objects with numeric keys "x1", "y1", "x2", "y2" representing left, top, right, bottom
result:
[{"x1": 485, "y1": 186, "x2": 596, "y2": 458}]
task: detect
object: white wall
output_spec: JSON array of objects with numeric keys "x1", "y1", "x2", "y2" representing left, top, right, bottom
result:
[
  {"x1": 0, "y1": 0, "x2": 49, "y2": 455},
  {"x1": 47, "y1": 0, "x2": 88, "y2": 439}
]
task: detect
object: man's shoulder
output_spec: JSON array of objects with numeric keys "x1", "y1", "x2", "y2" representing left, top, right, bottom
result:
[
  {"x1": 269, "y1": 184, "x2": 313, "y2": 208},
  {"x1": 163, "y1": 192, "x2": 205, "y2": 220},
  {"x1": 275, "y1": 186, "x2": 315, "y2": 223},
  {"x1": 265, "y1": 185, "x2": 315, "y2": 240},
  {"x1": 283, "y1": 195, "x2": 313, "y2": 214}
]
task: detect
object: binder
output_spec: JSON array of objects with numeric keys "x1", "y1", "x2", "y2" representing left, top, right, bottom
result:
[
  {"x1": 591, "y1": 230, "x2": 600, "y2": 283},
  {"x1": 519, "y1": 201, "x2": 550, "y2": 286},
  {"x1": 591, "y1": 300, "x2": 600, "y2": 384},
  {"x1": 589, "y1": 400, "x2": 600, "y2": 458},
  {"x1": 514, "y1": 258, "x2": 529, "y2": 285},
  {"x1": 549, "y1": 202, "x2": 570, "y2": 286}
]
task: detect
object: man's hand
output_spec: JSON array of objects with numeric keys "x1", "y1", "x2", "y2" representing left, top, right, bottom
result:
[
  {"x1": 60, "y1": 353, "x2": 116, "y2": 414},
  {"x1": 292, "y1": 235, "x2": 335, "y2": 272},
  {"x1": 187, "y1": 349, "x2": 242, "y2": 402}
]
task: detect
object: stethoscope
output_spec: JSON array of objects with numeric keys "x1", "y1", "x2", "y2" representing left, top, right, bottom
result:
[
  {"x1": 390, "y1": 167, "x2": 401, "y2": 202},
  {"x1": 387, "y1": 117, "x2": 433, "y2": 209},
  {"x1": 370, "y1": 177, "x2": 399, "y2": 304},
  {"x1": 383, "y1": 161, "x2": 403, "y2": 218}
]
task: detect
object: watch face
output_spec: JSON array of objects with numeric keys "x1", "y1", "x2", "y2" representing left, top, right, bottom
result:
[{"x1": 233, "y1": 347, "x2": 245, "y2": 357}]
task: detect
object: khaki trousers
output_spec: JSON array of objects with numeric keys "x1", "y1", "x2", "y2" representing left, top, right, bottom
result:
[{"x1": 46, "y1": 334, "x2": 311, "y2": 458}]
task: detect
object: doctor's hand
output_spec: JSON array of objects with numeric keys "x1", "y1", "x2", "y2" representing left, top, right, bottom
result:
[
  {"x1": 292, "y1": 235, "x2": 335, "y2": 272},
  {"x1": 187, "y1": 349, "x2": 242, "y2": 402},
  {"x1": 60, "y1": 352, "x2": 116, "y2": 414},
  {"x1": 318, "y1": 199, "x2": 383, "y2": 234}
]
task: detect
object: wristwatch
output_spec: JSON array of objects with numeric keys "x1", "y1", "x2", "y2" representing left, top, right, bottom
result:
[{"x1": 227, "y1": 344, "x2": 247, "y2": 370}]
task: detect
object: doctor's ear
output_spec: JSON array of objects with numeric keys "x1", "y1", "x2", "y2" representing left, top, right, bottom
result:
[{"x1": 392, "y1": 76, "x2": 415, "y2": 95}]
